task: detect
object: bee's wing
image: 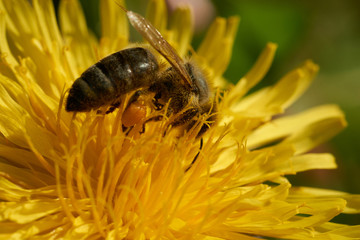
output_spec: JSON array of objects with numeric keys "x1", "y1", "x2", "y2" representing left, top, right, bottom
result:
[{"x1": 126, "y1": 10, "x2": 192, "y2": 88}]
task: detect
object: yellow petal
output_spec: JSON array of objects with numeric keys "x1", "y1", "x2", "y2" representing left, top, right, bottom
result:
[
  {"x1": 0, "y1": 83, "x2": 28, "y2": 148},
  {"x1": 0, "y1": 177, "x2": 59, "y2": 202},
  {"x1": 100, "y1": 0, "x2": 128, "y2": 55},
  {"x1": 0, "y1": 212, "x2": 68, "y2": 239},
  {"x1": 318, "y1": 225, "x2": 360, "y2": 239},
  {"x1": 33, "y1": 0, "x2": 63, "y2": 52},
  {"x1": 283, "y1": 111, "x2": 347, "y2": 154},
  {"x1": 288, "y1": 153, "x2": 337, "y2": 172},
  {"x1": 221, "y1": 198, "x2": 346, "y2": 238},
  {"x1": 196, "y1": 16, "x2": 240, "y2": 84},
  {"x1": 0, "y1": 161, "x2": 54, "y2": 191},
  {"x1": 59, "y1": 0, "x2": 89, "y2": 39},
  {"x1": 233, "y1": 60, "x2": 319, "y2": 118},
  {"x1": 0, "y1": 200, "x2": 61, "y2": 224},
  {"x1": 247, "y1": 104, "x2": 345, "y2": 149},
  {"x1": 1, "y1": 0, "x2": 68, "y2": 99},
  {"x1": 0, "y1": 11, "x2": 18, "y2": 68},
  {"x1": 146, "y1": 0, "x2": 167, "y2": 34},
  {"x1": 218, "y1": 144, "x2": 295, "y2": 185},
  {"x1": 0, "y1": 0, "x2": 40, "y2": 38},
  {"x1": 224, "y1": 42, "x2": 277, "y2": 107},
  {"x1": 289, "y1": 187, "x2": 360, "y2": 214},
  {"x1": 168, "y1": 6, "x2": 193, "y2": 57},
  {"x1": 59, "y1": 0, "x2": 97, "y2": 73}
]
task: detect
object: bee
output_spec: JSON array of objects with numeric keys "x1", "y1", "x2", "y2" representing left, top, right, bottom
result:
[{"x1": 65, "y1": 7, "x2": 216, "y2": 137}]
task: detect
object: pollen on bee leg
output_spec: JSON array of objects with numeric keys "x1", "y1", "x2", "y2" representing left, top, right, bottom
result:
[{"x1": 122, "y1": 102, "x2": 147, "y2": 127}]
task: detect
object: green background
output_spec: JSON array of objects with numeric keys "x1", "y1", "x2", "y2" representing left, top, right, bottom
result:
[{"x1": 53, "y1": 0, "x2": 360, "y2": 225}]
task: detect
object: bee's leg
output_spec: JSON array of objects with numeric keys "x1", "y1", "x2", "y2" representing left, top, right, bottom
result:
[
  {"x1": 185, "y1": 138, "x2": 203, "y2": 172},
  {"x1": 139, "y1": 124, "x2": 145, "y2": 134},
  {"x1": 122, "y1": 125, "x2": 133, "y2": 133},
  {"x1": 128, "y1": 90, "x2": 144, "y2": 105},
  {"x1": 146, "y1": 115, "x2": 164, "y2": 123},
  {"x1": 196, "y1": 113, "x2": 216, "y2": 138},
  {"x1": 140, "y1": 115, "x2": 164, "y2": 134},
  {"x1": 195, "y1": 101, "x2": 217, "y2": 138},
  {"x1": 168, "y1": 108, "x2": 200, "y2": 138},
  {"x1": 171, "y1": 108, "x2": 199, "y2": 127},
  {"x1": 106, "y1": 101, "x2": 121, "y2": 114},
  {"x1": 152, "y1": 92, "x2": 164, "y2": 110}
]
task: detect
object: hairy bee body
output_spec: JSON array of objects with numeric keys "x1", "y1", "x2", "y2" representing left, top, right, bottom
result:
[{"x1": 66, "y1": 47, "x2": 158, "y2": 112}]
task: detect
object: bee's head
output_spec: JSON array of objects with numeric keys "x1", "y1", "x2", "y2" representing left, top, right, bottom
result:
[
  {"x1": 184, "y1": 63, "x2": 210, "y2": 105},
  {"x1": 149, "y1": 63, "x2": 210, "y2": 115},
  {"x1": 149, "y1": 68, "x2": 192, "y2": 114}
]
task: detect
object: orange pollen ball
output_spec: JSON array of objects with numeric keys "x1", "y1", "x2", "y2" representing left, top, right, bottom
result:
[{"x1": 122, "y1": 102, "x2": 147, "y2": 127}]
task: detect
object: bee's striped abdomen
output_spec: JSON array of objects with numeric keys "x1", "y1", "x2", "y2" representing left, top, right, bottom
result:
[{"x1": 66, "y1": 47, "x2": 158, "y2": 112}]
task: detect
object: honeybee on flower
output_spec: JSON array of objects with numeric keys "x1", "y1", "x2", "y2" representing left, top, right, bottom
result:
[{"x1": 0, "y1": 0, "x2": 359, "y2": 239}]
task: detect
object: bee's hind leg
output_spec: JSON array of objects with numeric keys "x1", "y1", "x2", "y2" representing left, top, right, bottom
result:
[
  {"x1": 122, "y1": 125, "x2": 134, "y2": 135},
  {"x1": 106, "y1": 101, "x2": 121, "y2": 114},
  {"x1": 140, "y1": 115, "x2": 164, "y2": 134}
]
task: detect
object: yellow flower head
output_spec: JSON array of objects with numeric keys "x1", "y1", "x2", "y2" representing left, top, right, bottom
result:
[{"x1": 0, "y1": 0, "x2": 359, "y2": 239}]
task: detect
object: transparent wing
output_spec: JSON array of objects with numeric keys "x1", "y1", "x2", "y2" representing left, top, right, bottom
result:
[{"x1": 125, "y1": 10, "x2": 192, "y2": 88}]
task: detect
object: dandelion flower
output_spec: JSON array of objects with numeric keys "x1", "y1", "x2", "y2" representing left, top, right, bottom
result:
[{"x1": 0, "y1": 0, "x2": 359, "y2": 239}]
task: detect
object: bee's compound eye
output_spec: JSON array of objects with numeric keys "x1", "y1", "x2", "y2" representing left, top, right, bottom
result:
[{"x1": 122, "y1": 102, "x2": 147, "y2": 127}]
